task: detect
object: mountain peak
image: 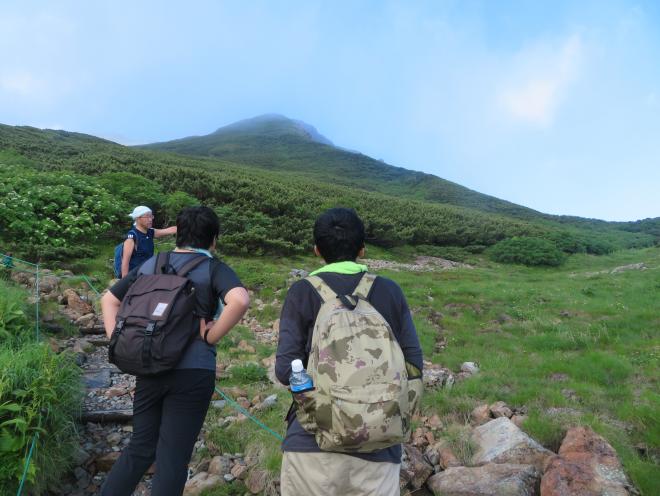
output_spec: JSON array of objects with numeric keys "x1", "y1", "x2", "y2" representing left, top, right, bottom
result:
[{"x1": 212, "y1": 114, "x2": 333, "y2": 146}]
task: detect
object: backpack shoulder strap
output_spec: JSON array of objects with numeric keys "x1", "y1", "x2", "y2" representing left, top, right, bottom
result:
[
  {"x1": 176, "y1": 254, "x2": 209, "y2": 277},
  {"x1": 353, "y1": 272, "x2": 377, "y2": 300},
  {"x1": 127, "y1": 229, "x2": 139, "y2": 253},
  {"x1": 305, "y1": 275, "x2": 338, "y2": 303},
  {"x1": 154, "y1": 252, "x2": 170, "y2": 274}
]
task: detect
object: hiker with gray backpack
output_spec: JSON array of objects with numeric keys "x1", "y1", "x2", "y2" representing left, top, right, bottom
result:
[
  {"x1": 101, "y1": 206, "x2": 250, "y2": 495},
  {"x1": 275, "y1": 208, "x2": 424, "y2": 496}
]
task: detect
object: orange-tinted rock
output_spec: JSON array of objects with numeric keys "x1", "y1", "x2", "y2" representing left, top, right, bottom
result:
[{"x1": 540, "y1": 426, "x2": 635, "y2": 496}]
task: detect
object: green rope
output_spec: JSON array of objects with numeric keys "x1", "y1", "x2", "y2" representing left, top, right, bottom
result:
[
  {"x1": 16, "y1": 432, "x2": 39, "y2": 496},
  {"x1": 0, "y1": 251, "x2": 38, "y2": 267},
  {"x1": 80, "y1": 275, "x2": 101, "y2": 297},
  {"x1": 214, "y1": 387, "x2": 284, "y2": 442}
]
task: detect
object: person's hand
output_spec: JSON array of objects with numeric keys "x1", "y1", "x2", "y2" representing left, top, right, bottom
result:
[{"x1": 200, "y1": 319, "x2": 215, "y2": 339}]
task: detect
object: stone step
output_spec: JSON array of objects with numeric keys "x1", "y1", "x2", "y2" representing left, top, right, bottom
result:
[
  {"x1": 80, "y1": 325, "x2": 106, "y2": 335},
  {"x1": 80, "y1": 409, "x2": 133, "y2": 423}
]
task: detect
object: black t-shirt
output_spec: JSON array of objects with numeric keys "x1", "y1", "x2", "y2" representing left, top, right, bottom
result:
[
  {"x1": 275, "y1": 272, "x2": 423, "y2": 464},
  {"x1": 110, "y1": 252, "x2": 244, "y2": 370}
]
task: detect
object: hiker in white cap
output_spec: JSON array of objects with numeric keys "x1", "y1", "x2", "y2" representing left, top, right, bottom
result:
[{"x1": 119, "y1": 206, "x2": 176, "y2": 277}]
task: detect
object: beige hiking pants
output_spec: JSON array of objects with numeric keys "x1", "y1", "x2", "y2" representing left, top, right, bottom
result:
[{"x1": 281, "y1": 451, "x2": 400, "y2": 496}]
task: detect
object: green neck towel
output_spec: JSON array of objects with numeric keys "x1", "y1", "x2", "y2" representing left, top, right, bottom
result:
[{"x1": 309, "y1": 261, "x2": 368, "y2": 276}]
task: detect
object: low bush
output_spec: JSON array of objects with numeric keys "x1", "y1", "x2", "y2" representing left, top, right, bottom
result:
[
  {"x1": 0, "y1": 166, "x2": 123, "y2": 259},
  {"x1": 0, "y1": 281, "x2": 31, "y2": 344},
  {"x1": 0, "y1": 342, "x2": 82, "y2": 494},
  {"x1": 488, "y1": 237, "x2": 566, "y2": 267}
]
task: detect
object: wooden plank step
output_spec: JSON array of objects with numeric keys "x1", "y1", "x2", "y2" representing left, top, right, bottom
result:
[{"x1": 81, "y1": 409, "x2": 133, "y2": 423}]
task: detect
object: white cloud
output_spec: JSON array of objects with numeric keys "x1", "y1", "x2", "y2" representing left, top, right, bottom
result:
[{"x1": 498, "y1": 35, "x2": 584, "y2": 126}]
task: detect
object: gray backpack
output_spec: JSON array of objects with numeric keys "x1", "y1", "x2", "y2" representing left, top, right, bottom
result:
[{"x1": 108, "y1": 252, "x2": 208, "y2": 376}]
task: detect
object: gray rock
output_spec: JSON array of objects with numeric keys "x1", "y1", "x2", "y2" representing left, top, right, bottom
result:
[
  {"x1": 460, "y1": 361, "x2": 480, "y2": 375},
  {"x1": 208, "y1": 455, "x2": 232, "y2": 475},
  {"x1": 400, "y1": 444, "x2": 433, "y2": 490},
  {"x1": 254, "y1": 394, "x2": 278, "y2": 411},
  {"x1": 472, "y1": 417, "x2": 553, "y2": 471},
  {"x1": 427, "y1": 463, "x2": 541, "y2": 496},
  {"x1": 84, "y1": 369, "x2": 111, "y2": 388},
  {"x1": 183, "y1": 472, "x2": 224, "y2": 495},
  {"x1": 106, "y1": 432, "x2": 122, "y2": 446}
]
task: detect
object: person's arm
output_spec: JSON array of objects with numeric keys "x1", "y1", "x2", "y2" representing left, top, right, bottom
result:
[
  {"x1": 121, "y1": 238, "x2": 135, "y2": 278},
  {"x1": 154, "y1": 226, "x2": 177, "y2": 238},
  {"x1": 201, "y1": 287, "x2": 249, "y2": 345},
  {"x1": 101, "y1": 291, "x2": 122, "y2": 339},
  {"x1": 395, "y1": 288, "x2": 424, "y2": 372},
  {"x1": 275, "y1": 282, "x2": 313, "y2": 385}
]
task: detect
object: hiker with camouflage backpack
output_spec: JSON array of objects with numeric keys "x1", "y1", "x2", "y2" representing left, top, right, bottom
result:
[{"x1": 275, "y1": 208, "x2": 424, "y2": 496}]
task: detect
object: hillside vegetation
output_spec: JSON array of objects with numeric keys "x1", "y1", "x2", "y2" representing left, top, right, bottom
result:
[{"x1": 0, "y1": 123, "x2": 655, "y2": 263}]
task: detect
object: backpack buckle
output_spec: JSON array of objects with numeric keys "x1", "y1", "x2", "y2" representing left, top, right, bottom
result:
[
  {"x1": 114, "y1": 319, "x2": 125, "y2": 334},
  {"x1": 338, "y1": 295, "x2": 358, "y2": 310},
  {"x1": 145, "y1": 321, "x2": 156, "y2": 336}
]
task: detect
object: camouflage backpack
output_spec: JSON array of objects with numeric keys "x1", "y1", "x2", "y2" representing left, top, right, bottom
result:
[{"x1": 293, "y1": 273, "x2": 423, "y2": 453}]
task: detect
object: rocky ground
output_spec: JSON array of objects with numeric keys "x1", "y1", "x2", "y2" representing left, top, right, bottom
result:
[{"x1": 11, "y1": 266, "x2": 641, "y2": 496}]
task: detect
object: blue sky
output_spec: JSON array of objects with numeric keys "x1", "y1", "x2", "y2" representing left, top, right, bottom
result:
[{"x1": 1, "y1": 1, "x2": 658, "y2": 221}]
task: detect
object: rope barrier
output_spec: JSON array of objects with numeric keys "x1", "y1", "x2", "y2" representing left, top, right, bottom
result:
[
  {"x1": 16, "y1": 432, "x2": 39, "y2": 496},
  {"x1": 1, "y1": 252, "x2": 38, "y2": 267},
  {"x1": 214, "y1": 387, "x2": 284, "y2": 442},
  {"x1": 80, "y1": 275, "x2": 101, "y2": 297}
]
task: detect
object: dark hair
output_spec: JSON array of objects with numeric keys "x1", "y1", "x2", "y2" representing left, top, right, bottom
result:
[
  {"x1": 313, "y1": 208, "x2": 365, "y2": 263},
  {"x1": 176, "y1": 206, "x2": 220, "y2": 249}
]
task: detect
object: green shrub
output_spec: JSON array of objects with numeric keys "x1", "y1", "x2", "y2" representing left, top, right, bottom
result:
[
  {"x1": 98, "y1": 171, "x2": 165, "y2": 224},
  {"x1": 0, "y1": 166, "x2": 122, "y2": 259},
  {"x1": 163, "y1": 191, "x2": 199, "y2": 225},
  {"x1": 0, "y1": 342, "x2": 82, "y2": 494},
  {"x1": 488, "y1": 237, "x2": 566, "y2": 266}
]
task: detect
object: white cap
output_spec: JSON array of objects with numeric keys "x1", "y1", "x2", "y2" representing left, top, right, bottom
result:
[
  {"x1": 291, "y1": 359, "x2": 303, "y2": 373},
  {"x1": 128, "y1": 206, "x2": 152, "y2": 219}
]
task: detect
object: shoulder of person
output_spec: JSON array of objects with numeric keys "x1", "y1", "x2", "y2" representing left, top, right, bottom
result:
[
  {"x1": 369, "y1": 274, "x2": 404, "y2": 297},
  {"x1": 126, "y1": 230, "x2": 137, "y2": 239},
  {"x1": 286, "y1": 278, "x2": 322, "y2": 299}
]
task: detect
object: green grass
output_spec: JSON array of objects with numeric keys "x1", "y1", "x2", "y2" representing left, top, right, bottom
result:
[{"x1": 409, "y1": 247, "x2": 659, "y2": 494}]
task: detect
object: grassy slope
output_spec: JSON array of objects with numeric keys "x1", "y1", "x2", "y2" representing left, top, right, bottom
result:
[{"x1": 191, "y1": 247, "x2": 658, "y2": 495}]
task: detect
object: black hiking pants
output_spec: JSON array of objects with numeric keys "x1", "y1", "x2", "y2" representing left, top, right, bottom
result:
[{"x1": 101, "y1": 369, "x2": 215, "y2": 496}]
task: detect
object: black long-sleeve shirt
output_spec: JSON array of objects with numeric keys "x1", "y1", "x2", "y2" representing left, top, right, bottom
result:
[{"x1": 275, "y1": 272, "x2": 423, "y2": 463}]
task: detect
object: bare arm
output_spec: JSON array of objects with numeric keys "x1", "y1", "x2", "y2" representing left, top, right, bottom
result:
[
  {"x1": 101, "y1": 291, "x2": 122, "y2": 339},
  {"x1": 201, "y1": 287, "x2": 250, "y2": 345},
  {"x1": 121, "y1": 238, "x2": 135, "y2": 278},
  {"x1": 154, "y1": 226, "x2": 177, "y2": 238}
]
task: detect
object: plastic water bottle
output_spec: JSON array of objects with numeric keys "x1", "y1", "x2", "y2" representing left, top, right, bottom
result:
[{"x1": 289, "y1": 359, "x2": 314, "y2": 392}]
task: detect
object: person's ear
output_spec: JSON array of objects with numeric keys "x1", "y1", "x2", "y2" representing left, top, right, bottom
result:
[
  {"x1": 358, "y1": 246, "x2": 365, "y2": 258},
  {"x1": 313, "y1": 245, "x2": 321, "y2": 257}
]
